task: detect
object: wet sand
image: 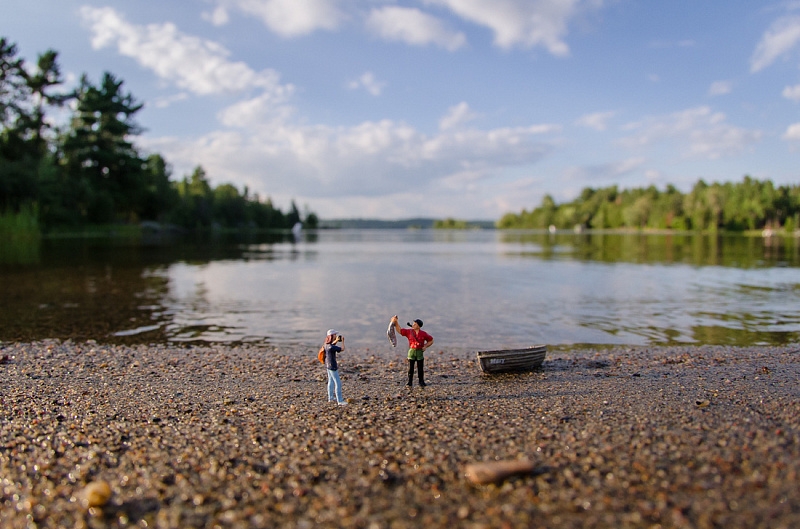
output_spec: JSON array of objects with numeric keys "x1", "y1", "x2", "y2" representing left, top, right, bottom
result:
[{"x1": 1, "y1": 341, "x2": 798, "y2": 528}]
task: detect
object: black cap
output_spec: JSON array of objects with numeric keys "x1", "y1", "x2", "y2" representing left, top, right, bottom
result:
[{"x1": 407, "y1": 319, "x2": 423, "y2": 328}]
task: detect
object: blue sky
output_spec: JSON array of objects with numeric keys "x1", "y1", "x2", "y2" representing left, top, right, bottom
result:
[{"x1": 3, "y1": 0, "x2": 800, "y2": 220}]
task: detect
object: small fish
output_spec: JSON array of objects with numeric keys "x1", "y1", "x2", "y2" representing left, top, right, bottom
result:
[{"x1": 387, "y1": 320, "x2": 397, "y2": 347}]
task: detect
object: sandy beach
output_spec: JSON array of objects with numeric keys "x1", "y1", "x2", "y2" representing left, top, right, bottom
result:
[{"x1": 1, "y1": 340, "x2": 798, "y2": 528}]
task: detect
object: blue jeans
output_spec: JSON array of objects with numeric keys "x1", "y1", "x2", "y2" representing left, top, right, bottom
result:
[{"x1": 327, "y1": 369, "x2": 344, "y2": 403}]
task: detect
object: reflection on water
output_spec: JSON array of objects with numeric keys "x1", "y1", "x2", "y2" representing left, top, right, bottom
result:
[
  {"x1": 498, "y1": 230, "x2": 799, "y2": 268},
  {"x1": 0, "y1": 230, "x2": 798, "y2": 350}
]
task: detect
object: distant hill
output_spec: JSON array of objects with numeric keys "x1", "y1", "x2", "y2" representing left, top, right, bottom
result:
[{"x1": 318, "y1": 218, "x2": 495, "y2": 229}]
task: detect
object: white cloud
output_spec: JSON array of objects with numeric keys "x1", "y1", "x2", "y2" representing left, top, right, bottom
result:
[
  {"x1": 202, "y1": 6, "x2": 230, "y2": 26},
  {"x1": 347, "y1": 72, "x2": 386, "y2": 96},
  {"x1": 143, "y1": 108, "x2": 560, "y2": 205},
  {"x1": 424, "y1": 0, "x2": 600, "y2": 55},
  {"x1": 643, "y1": 168, "x2": 662, "y2": 182},
  {"x1": 79, "y1": 7, "x2": 293, "y2": 97},
  {"x1": 366, "y1": 6, "x2": 466, "y2": 50},
  {"x1": 439, "y1": 102, "x2": 477, "y2": 130},
  {"x1": 708, "y1": 80, "x2": 732, "y2": 96},
  {"x1": 204, "y1": 0, "x2": 599, "y2": 56},
  {"x1": 612, "y1": 157, "x2": 646, "y2": 176},
  {"x1": 80, "y1": 5, "x2": 559, "y2": 213},
  {"x1": 558, "y1": 157, "x2": 646, "y2": 184},
  {"x1": 206, "y1": 0, "x2": 601, "y2": 56},
  {"x1": 783, "y1": 123, "x2": 800, "y2": 141},
  {"x1": 618, "y1": 106, "x2": 762, "y2": 160},
  {"x1": 783, "y1": 84, "x2": 800, "y2": 101},
  {"x1": 750, "y1": 15, "x2": 800, "y2": 72},
  {"x1": 418, "y1": 124, "x2": 558, "y2": 170},
  {"x1": 576, "y1": 111, "x2": 614, "y2": 131},
  {"x1": 206, "y1": 0, "x2": 346, "y2": 37},
  {"x1": 218, "y1": 92, "x2": 296, "y2": 128}
]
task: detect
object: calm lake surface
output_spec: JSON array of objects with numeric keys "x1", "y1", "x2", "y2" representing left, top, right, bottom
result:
[{"x1": 1, "y1": 229, "x2": 799, "y2": 351}]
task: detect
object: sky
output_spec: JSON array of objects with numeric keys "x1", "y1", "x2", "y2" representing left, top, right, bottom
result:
[{"x1": 3, "y1": 1, "x2": 800, "y2": 220}]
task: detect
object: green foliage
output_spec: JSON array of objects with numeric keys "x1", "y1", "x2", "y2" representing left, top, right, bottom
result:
[
  {"x1": 286, "y1": 201, "x2": 302, "y2": 228},
  {"x1": 1, "y1": 38, "x2": 69, "y2": 212},
  {"x1": 0, "y1": 37, "x2": 316, "y2": 236},
  {"x1": 0, "y1": 203, "x2": 39, "y2": 240},
  {"x1": 139, "y1": 154, "x2": 179, "y2": 222},
  {"x1": 166, "y1": 166, "x2": 312, "y2": 230},
  {"x1": 59, "y1": 72, "x2": 148, "y2": 224},
  {"x1": 304, "y1": 212, "x2": 319, "y2": 229},
  {"x1": 432, "y1": 218, "x2": 492, "y2": 229},
  {"x1": 433, "y1": 218, "x2": 468, "y2": 229},
  {"x1": 0, "y1": 204, "x2": 41, "y2": 265},
  {"x1": 497, "y1": 177, "x2": 800, "y2": 233}
]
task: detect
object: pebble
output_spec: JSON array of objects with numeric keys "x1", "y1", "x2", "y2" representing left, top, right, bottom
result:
[
  {"x1": 0, "y1": 340, "x2": 798, "y2": 528},
  {"x1": 81, "y1": 480, "x2": 112, "y2": 508}
]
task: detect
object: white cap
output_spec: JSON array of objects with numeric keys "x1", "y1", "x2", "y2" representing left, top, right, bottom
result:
[{"x1": 326, "y1": 329, "x2": 338, "y2": 336}]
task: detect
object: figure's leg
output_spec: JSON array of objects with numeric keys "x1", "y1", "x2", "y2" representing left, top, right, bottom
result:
[
  {"x1": 407, "y1": 359, "x2": 415, "y2": 386},
  {"x1": 418, "y1": 358, "x2": 425, "y2": 387},
  {"x1": 331, "y1": 370, "x2": 344, "y2": 403},
  {"x1": 327, "y1": 370, "x2": 335, "y2": 401}
]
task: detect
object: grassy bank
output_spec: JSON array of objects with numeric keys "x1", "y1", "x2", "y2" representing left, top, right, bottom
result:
[{"x1": 0, "y1": 206, "x2": 40, "y2": 242}]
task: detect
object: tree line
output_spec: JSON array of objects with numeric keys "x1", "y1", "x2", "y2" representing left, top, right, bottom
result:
[
  {"x1": 0, "y1": 37, "x2": 316, "y2": 236},
  {"x1": 497, "y1": 177, "x2": 800, "y2": 233}
]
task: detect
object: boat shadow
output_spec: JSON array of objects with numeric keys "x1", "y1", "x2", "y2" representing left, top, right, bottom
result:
[{"x1": 422, "y1": 358, "x2": 614, "y2": 402}]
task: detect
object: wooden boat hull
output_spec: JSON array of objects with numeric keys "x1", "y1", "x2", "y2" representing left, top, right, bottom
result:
[{"x1": 477, "y1": 345, "x2": 547, "y2": 374}]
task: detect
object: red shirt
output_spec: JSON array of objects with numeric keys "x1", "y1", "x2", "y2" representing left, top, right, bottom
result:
[{"x1": 399, "y1": 328, "x2": 433, "y2": 350}]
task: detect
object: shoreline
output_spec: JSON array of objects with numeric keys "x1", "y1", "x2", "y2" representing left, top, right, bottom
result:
[{"x1": 1, "y1": 341, "x2": 798, "y2": 528}]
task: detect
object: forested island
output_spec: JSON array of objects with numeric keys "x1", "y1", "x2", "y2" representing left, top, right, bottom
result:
[
  {"x1": 0, "y1": 38, "x2": 316, "y2": 241},
  {"x1": 498, "y1": 177, "x2": 800, "y2": 234}
]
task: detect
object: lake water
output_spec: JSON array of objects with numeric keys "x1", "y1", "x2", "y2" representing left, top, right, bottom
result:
[{"x1": 1, "y1": 229, "x2": 798, "y2": 351}]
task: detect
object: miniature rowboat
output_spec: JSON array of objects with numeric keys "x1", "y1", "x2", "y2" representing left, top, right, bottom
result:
[{"x1": 476, "y1": 345, "x2": 547, "y2": 374}]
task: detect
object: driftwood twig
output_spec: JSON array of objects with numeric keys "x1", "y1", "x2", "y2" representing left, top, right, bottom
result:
[{"x1": 463, "y1": 459, "x2": 536, "y2": 485}]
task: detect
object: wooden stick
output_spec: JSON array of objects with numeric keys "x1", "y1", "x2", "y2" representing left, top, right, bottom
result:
[{"x1": 463, "y1": 459, "x2": 536, "y2": 485}]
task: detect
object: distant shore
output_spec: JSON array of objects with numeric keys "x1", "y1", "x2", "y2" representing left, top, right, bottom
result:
[{"x1": 1, "y1": 341, "x2": 798, "y2": 528}]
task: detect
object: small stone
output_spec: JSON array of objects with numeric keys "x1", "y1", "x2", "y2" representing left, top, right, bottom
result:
[{"x1": 82, "y1": 480, "x2": 112, "y2": 508}]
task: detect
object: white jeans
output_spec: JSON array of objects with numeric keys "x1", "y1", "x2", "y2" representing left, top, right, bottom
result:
[{"x1": 327, "y1": 369, "x2": 344, "y2": 403}]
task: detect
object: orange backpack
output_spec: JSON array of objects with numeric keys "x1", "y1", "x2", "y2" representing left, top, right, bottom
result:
[{"x1": 317, "y1": 346, "x2": 325, "y2": 364}]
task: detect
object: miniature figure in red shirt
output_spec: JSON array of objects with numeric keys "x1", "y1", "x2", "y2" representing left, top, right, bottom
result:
[{"x1": 390, "y1": 315, "x2": 433, "y2": 388}]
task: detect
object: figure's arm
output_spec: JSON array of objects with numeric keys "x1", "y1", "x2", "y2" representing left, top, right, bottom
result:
[
  {"x1": 391, "y1": 315, "x2": 402, "y2": 332},
  {"x1": 423, "y1": 336, "x2": 433, "y2": 350}
]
